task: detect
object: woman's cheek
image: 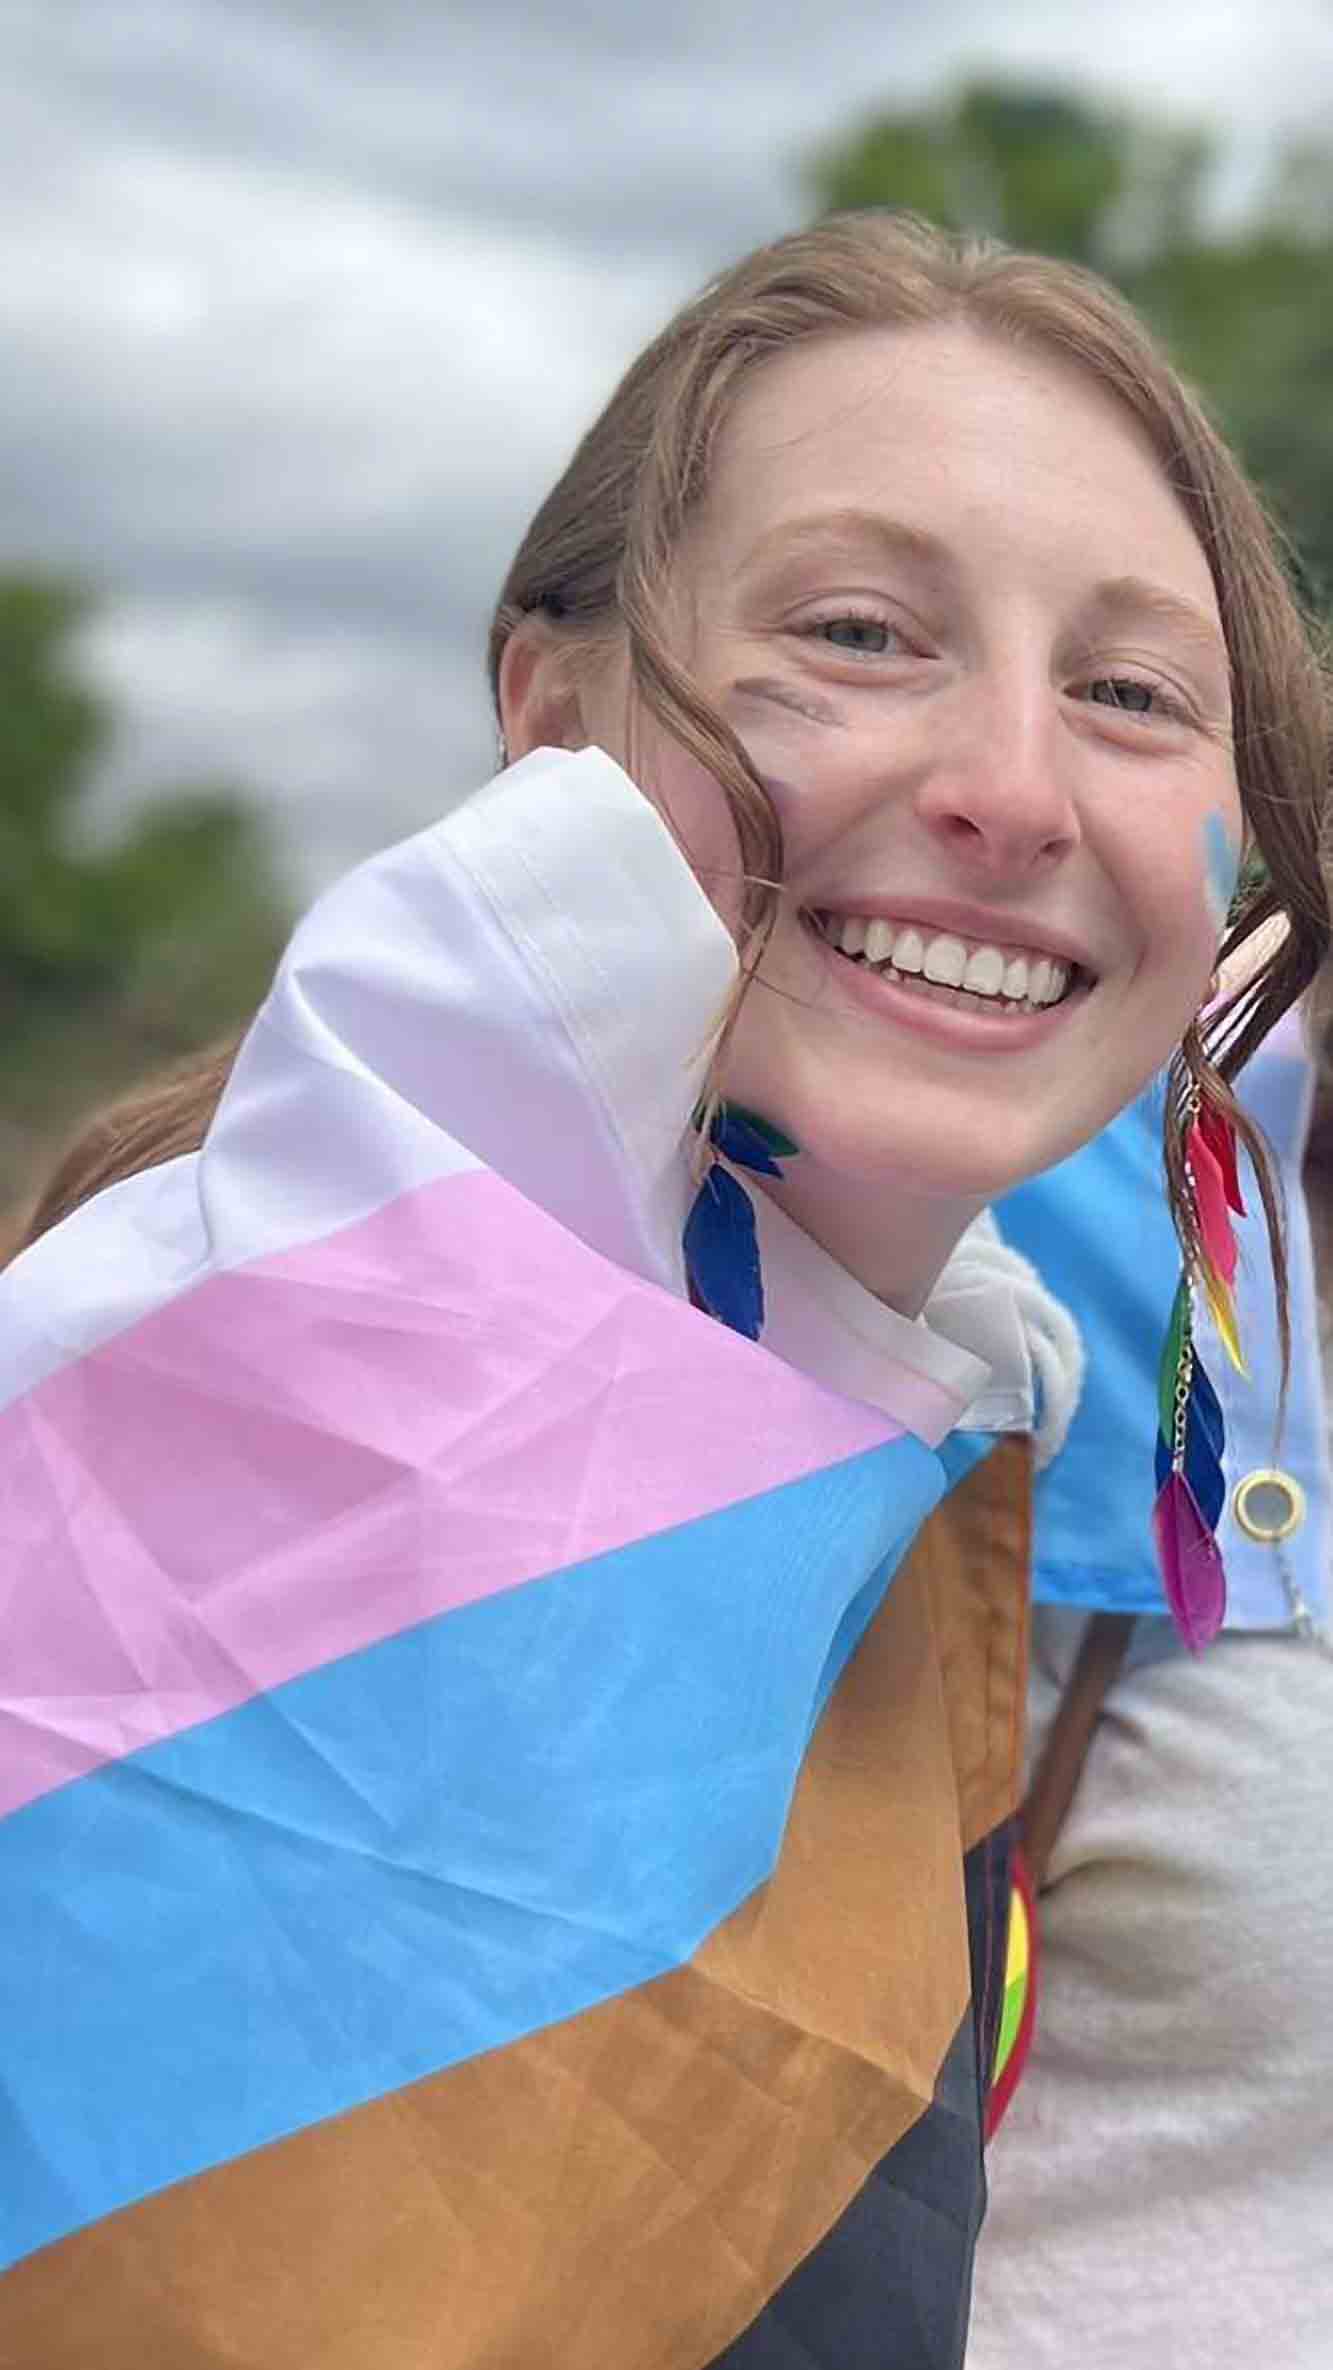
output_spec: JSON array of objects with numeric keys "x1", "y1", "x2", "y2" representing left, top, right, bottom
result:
[
  {"x1": 1202, "y1": 809, "x2": 1241, "y2": 939},
  {"x1": 650, "y1": 697, "x2": 829, "y2": 933},
  {"x1": 1131, "y1": 793, "x2": 1239, "y2": 985},
  {"x1": 643, "y1": 743, "x2": 749, "y2": 933},
  {"x1": 721, "y1": 703, "x2": 850, "y2": 861},
  {"x1": 1166, "y1": 804, "x2": 1241, "y2": 991}
]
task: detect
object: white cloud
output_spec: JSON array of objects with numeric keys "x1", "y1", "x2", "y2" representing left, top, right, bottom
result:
[{"x1": 0, "y1": 127, "x2": 685, "y2": 562}]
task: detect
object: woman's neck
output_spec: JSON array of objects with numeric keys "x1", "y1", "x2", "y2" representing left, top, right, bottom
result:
[{"x1": 756, "y1": 1162, "x2": 987, "y2": 1320}]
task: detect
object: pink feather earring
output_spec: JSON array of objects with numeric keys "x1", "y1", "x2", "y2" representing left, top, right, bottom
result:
[{"x1": 1151, "y1": 1077, "x2": 1246, "y2": 1651}]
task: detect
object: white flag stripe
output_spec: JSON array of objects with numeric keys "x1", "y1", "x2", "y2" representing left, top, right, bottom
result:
[{"x1": 0, "y1": 750, "x2": 736, "y2": 1415}]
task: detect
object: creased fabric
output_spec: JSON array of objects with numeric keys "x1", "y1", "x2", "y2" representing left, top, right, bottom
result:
[{"x1": 1, "y1": 749, "x2": 1037, "y2": 2363}]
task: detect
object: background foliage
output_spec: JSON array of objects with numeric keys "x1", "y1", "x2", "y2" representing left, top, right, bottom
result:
[{"x1": 0, "y1": 576, "x2": 288, "y2": 1209}]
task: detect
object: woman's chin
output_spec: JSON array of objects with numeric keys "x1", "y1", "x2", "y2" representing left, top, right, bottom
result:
[{"x1": 733, "y1": 1086, "x2": 1075, "y2": 1211}]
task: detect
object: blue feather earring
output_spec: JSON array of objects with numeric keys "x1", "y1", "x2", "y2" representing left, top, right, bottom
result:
[{"x1": 683, "y1": 1103, "x2": 798, "y2": 1341}]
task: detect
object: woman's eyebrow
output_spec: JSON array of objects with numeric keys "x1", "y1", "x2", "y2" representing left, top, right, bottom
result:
[
  {"x1": 737, "y1": 508, "x2": 957, "y2": 582},
  {"x1": 1077, "y1": 576, "x2": 1232, "y2": 675}
]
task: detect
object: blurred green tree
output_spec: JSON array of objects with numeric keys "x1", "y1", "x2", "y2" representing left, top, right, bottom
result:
[
  {"x1": 0, "y1": 572, "x2": 290, "y2": 1202},
  {"x1": 807, "y1": 80, "x2": 1333, "y2": 605}
]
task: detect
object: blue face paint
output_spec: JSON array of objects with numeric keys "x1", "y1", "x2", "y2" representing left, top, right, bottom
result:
[{"x1": 1204, "y1": 812, "x2": 1239, "y2": 935}]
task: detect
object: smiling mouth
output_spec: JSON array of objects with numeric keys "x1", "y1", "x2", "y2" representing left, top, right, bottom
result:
[{"x1": 806, "y1": 910, "x2": 1093, "y2": 1015}]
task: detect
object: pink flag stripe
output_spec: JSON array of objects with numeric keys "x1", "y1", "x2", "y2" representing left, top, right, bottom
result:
[{"x1": 0, "y1": 1167, "x2": 904, "y2": 1818}]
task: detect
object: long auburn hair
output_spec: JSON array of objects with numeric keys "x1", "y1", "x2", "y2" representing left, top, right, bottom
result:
[{"x1": 14, "y1": 213, "x2": 1333, "y2": 1367}]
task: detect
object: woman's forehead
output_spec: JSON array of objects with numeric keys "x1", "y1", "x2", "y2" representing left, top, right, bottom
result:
[{"x1": 696, "y1": 321, "x2": 1221, "y2": 619}]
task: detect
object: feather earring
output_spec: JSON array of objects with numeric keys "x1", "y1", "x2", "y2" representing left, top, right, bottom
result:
[
  {"x1": 683, "y1": 1104, "x2": 797, "y2": 1341},
  {"x1": 1151, "y1": 1079, "x2": 1243, "y2": 1650},
  {"x1": 1188, "y1": 1101, "x2": 1248, "y2": 1376}
]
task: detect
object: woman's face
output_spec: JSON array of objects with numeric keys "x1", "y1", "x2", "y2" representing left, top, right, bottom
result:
[{"x1": 583, "y1": 322, "x2": 1241, "y2": 1203}]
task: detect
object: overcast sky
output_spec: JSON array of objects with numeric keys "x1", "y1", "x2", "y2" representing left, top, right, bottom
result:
[{"x1": 6, "y1": 0, "x2": 1333, "y2": 896}]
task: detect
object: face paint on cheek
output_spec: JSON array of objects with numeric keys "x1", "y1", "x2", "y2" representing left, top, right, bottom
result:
[
  {"x1": 1203, "y1": 811, "x2": 1240, "y2": 937},
  {"x1": 732, "y1": 676, "x2": 848, "y2": 731},
  {"x1": 727, "y1": 681, "x2": 850, "y2": 823}
]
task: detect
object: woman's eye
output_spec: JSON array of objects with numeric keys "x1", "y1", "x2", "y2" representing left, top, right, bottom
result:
[
  {"x1": 1087, "y1": 676, "x2": 1164, "y2": 716},
  {"x1": 814, "y1": 616, "x2": 898, "y2": 656}
]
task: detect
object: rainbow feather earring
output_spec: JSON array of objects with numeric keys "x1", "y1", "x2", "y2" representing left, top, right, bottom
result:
[
  {"x1": 1151, "y1": 1080, "x2": 1246, "y2": 1650},
  {"x1": 683, "y1": 1103, "x2": 798, "y2": 1340}
]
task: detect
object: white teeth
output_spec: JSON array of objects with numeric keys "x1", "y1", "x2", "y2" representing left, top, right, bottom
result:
[
  {"x1": 923, "y1": 934, "x2": 967, "y2": 988},
  {"x1": 962, "y1": 945, "x2": 1006, "y2": 998},
  {"x1": 818, "y1": 913, "x2": 1076, "y2": 1007}
]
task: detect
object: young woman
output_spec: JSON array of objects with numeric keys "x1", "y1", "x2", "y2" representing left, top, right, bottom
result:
[{"x1": 0, "y1": 214, "x2": 1326, "y2": 2370}]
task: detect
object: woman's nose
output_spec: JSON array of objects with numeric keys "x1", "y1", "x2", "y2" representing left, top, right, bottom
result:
[{"x1": 912, "y1": 678, "x2": 1080, "y2": 877}]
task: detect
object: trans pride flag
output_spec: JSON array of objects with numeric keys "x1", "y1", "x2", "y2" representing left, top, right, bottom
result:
[{"x1": 0, "y1": 750, "x2": 1023, "y2": 2366}]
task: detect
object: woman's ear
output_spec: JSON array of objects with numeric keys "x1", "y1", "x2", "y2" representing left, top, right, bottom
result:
[{"x1": 498, "y1": 620, "x2": 588, "y2": 762}]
